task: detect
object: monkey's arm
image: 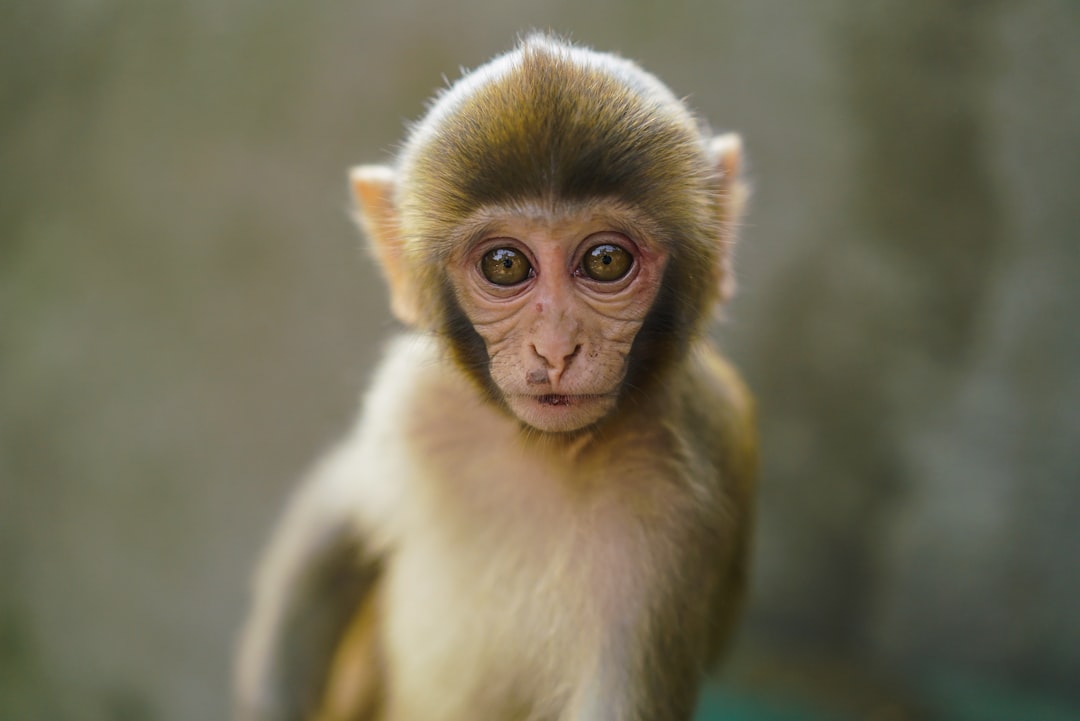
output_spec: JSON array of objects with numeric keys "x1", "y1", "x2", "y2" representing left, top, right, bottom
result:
[{"x1": 234, "y1": 441, "x2": 384, "y2": 721}]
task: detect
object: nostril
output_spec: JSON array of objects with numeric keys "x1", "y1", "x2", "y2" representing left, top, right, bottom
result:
[{"x1": 531, "y1": 343, "x2": 582, "y2": 374}]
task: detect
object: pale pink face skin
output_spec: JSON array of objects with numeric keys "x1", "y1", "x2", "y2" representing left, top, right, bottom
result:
[{"x1": 449, "y1": 203, "x2": 669, "y2": 433}]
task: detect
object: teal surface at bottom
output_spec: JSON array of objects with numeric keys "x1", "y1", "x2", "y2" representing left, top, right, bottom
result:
[
  {"x1": 694, "y1": 677, "x2": 1080, "y2": 721},
  {"x1": 695, "y1": 685, "x2": 844, "y2": 721}
]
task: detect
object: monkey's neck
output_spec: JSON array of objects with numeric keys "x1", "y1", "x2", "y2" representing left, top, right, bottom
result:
[{"x1": 514, "y1": 422, "x2": 599, "y2": 461}]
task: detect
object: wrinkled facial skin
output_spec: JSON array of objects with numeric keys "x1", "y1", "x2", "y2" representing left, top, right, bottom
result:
[{"x1": 448, "y1": 203, "x2": 669, "y2": 434}]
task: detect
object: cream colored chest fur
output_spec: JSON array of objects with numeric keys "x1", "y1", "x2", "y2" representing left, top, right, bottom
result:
[{"x1": 354, "y1": 336, "x2": 674, "y2": 721}]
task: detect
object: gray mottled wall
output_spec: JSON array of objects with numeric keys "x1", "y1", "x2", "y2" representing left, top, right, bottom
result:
[{"x1": 2, "y1": 2, "x2": 1078, "y2": 720}]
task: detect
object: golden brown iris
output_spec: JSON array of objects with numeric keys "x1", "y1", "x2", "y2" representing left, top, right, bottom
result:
[
  {"x1": 481, "y1": 248, "x2": 532, "y2": 286},
  {"x1": 581, "y1": 244, "x2": 632, "y2": 282}
]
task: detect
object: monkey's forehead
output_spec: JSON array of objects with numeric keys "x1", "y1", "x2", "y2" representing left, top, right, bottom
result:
[{"x1": 397, "y1": 35, "x2": 717, "y2": 241}]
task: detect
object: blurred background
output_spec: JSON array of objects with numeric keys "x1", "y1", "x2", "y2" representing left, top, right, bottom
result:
[{"x1": 2, "y1": 1, "x2": 1079, "y2": 720}]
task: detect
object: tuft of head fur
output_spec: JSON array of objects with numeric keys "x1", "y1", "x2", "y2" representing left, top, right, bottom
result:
[{"x1": 400, "y1": 35, "x2": 713, "y2": 230}]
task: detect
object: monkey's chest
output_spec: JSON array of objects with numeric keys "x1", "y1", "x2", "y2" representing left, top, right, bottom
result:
[{"x1": 379, "y1": 463, "x2": 652, "y2": 720}]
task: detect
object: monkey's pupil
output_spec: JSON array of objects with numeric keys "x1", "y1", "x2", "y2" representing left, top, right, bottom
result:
[
  {"x1": 503, "y1": 258, "x2": 514, "y2": 269},
  {"x1": 602, "y1": 255, "x2": 612, "y2": 265}
]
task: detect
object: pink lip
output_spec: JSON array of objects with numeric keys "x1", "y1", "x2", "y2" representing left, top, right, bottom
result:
[
  {"x1": 534, "y1": 394, "x2": 603, "y2": 407},
  {"x1": 537, "y1": 394, "x2": 572, "y2": 406}
]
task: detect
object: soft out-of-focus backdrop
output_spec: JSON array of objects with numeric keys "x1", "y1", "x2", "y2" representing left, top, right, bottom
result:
[{"x1": 3, "y1": 2, "x2": 1079, "y2": 720}]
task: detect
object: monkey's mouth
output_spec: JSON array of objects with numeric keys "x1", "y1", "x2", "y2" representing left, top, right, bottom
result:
[
  {"x1": 509, "y1": 392, "x2": 616, "y2": 432},
  {"x1": 537, "y1": 393, "x2": 573, "y2": 406},
  {"x1": 534, "y1": 393, "x2": 607, "y2": 407}
]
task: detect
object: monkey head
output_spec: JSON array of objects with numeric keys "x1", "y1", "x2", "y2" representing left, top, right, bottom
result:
[{"x1": 351, "y1": 34, "x2": 744, "y2": 434}]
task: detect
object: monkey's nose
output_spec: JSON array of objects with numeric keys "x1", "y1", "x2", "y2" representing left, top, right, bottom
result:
[{"x1": 530, "y1": 344, "x2": 581, "y2": 384}]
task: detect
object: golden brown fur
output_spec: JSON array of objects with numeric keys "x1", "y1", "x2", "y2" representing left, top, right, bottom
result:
[{"x1": 235, "y1": 34, "x2": 755, "y2": 721}]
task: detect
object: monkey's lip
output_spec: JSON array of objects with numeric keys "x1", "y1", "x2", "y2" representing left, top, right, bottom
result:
[
  {"x1": 506, "y1": 392, "x2": 616, "y2": 432},
  {"x1": 533, "y1": 393, "x2": 606, "y2": 407},
  {"x1": 503, "y1": 392, "x2": 612, "y2": 431}
]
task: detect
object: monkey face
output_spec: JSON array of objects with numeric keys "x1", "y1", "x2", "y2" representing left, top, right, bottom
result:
[
  {"x1": 350, "y1": 37, "x2": 744, "y2": 437},
  {"x1": 448, "y1": 201, "x2": 669, "y2": 434}
]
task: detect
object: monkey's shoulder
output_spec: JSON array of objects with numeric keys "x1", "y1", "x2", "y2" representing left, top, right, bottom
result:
[
  {"x1": 684, "y1": 342, "x2": 755, "y2": 426},
  {"x1": 674, "y1": 341, "x2": 757, "y2": 489},
  {"x1": 352, "y1": 331, "x2": 524, "y2": 476},
  {"x1": 316, "y1": 334, "x2": 467, "y2": 539},
  {"x1": 363, "y1": 332, "x2": 512, "y2": 443}
]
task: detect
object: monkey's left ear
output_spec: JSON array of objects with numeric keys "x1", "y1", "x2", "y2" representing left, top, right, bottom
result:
[
  {"x1": 709, "y1": 132, "x2": 744, "y2": 221},
  {"x1": 349, "y1": 165, "x2": 421, "y2": 326},
  {"x1": 708, "y1": 133, "x2": 746, "y2": 303}
]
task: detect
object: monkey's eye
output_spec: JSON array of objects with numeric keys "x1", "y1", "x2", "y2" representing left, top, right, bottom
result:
[
  {"x1": 480, "y1": 247, "x2": 532, "y2": 286},
  {"x1": 581, "y1": 244, "x2": 633, "y2": 282}
]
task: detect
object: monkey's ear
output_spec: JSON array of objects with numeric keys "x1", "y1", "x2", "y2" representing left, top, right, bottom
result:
[
  {"x1": 709, "y1": 132, "x2": 744, "y2": 221},
  {"x1": 349, "y1": 165, "x2": 421, "y2": 326},
  {"x1": 708, "y1": 133, "x2": 747, "y2": 303}
]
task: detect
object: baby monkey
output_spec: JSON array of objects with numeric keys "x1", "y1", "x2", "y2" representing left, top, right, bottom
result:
[{"x1": 235, "y1": 34, "x2": 756, "y2": 721}]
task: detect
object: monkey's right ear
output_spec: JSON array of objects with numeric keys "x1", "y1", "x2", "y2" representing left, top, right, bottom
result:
[{"x1": 349, "y1": 165, "x2": 421, "y2": 326}]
